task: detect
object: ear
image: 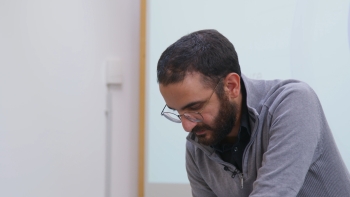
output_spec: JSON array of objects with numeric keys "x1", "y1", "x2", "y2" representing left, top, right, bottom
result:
[{"x1": 223, "y1": 73, "x2": 241, "y2": 100}]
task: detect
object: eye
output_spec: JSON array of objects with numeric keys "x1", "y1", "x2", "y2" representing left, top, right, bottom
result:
[
  {"x1": 166, "y1": 106, "x2": 177, "y2": 112},
  {"x1": 188, "y1": 103, "x2": 203, "y2": 111}
]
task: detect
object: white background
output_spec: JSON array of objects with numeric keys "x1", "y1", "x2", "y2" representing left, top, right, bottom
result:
[
  {"x1": 146, "y1": 0, "x2": 350, "y2": 188},
  {"x1": 0, "y1": 1, "x2": 140, "y2": 197}
]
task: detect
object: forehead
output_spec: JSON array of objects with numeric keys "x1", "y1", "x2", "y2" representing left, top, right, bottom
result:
[{"x1": 159, "y1": 72, "x2": 213, "y2": 110}]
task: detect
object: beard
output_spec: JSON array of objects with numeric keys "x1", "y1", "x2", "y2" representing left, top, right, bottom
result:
[{"x1": 191, "y1": 94, "x2": 238, "y2": 146}]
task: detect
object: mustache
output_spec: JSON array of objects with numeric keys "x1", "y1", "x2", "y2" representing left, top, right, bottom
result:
[{"x1": 191, "y1": 124, "x2": 213, "y2": 133}]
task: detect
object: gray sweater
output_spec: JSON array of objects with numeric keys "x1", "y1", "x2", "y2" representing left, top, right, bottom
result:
[{"x1": 186, "y1": 75, "x2": 350, "y2": 197}]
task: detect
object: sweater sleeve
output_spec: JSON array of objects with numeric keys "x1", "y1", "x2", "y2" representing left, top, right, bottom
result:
[
  {"x1": 186, "y1": 141, "x2": 217, "y2": 197},
  {"x1": 249, "y1": 82, "x2": 323, "y2": 197}
]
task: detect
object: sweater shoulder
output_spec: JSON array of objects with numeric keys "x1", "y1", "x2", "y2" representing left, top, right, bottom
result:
[{"x1": 243, "y1": 76, "x2": 317, "y2": 113}]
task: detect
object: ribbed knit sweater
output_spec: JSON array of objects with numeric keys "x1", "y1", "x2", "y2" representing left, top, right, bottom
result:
[{"x1": 186, "y1": 75, "x2": 350, "y2": 197}]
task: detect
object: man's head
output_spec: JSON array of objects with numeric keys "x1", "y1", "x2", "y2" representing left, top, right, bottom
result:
[
  {"x1": 157, "y1": 29, "x2": 242, "y2": 146},
  {"x1": 157, "y1": 29, "x2": 240, "y2": 89}
]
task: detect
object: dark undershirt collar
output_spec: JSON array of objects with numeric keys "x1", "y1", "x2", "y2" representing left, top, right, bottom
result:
[
  {"x1": 210, "y1": 79, "x2": 251, "y2": 171},
  {"x1": 211, "y1": 106, "x2": 250, "y2": 152}
]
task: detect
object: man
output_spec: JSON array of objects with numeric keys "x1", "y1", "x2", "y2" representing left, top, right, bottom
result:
[{"x1": 157, "y1": 29, "x2": 350, "y2": 196}]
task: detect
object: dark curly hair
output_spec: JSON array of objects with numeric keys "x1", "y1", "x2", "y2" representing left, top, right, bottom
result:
[{"x1": 157, "y1": 29, "x2": 241, "y2": 89}]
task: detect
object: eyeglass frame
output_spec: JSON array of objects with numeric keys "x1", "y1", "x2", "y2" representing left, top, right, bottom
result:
[{"x1": 160, "y1": 80, "x2": 221, "y2": 123}]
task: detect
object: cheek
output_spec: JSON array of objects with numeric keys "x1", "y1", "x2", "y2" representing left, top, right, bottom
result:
[
  {"x1": 201, "y1": 95, "x2": 222, "y2": 126},
  {"x1": 201, "y1": 108, "x2": 219, "y2": 126}
]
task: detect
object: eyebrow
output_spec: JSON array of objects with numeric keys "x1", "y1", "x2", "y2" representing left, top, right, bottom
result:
[{"x1": 167, "y1": 100, "x2": 206, "y2": 111}]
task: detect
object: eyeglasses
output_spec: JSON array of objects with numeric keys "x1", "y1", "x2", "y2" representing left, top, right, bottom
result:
[{"x1": 160, "y1": 80, "x2": 221, "y2": 123}]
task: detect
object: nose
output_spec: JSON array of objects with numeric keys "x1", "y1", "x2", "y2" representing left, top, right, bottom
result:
[{"x1": 181, "y1": 118, "x2": 197, "y2": 132}]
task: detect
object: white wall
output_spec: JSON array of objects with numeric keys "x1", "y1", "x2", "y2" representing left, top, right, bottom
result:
[{"x1": 0, "y1": 0, "x2": 140, "y2": 197}]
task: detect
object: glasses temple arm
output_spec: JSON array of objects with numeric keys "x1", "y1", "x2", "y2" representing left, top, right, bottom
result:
[{"x1": 160, "y1": 104, "x2": 167, "y2": 115}]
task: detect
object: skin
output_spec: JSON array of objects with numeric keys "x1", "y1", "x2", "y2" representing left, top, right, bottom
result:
[{"x1": 159, "y1": 72, "x2": 243, "y2": 144}]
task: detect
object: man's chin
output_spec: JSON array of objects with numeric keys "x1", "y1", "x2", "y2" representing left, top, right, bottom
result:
[{"x1": 197, "y1": 134, "x2": 216, "y2": 146}]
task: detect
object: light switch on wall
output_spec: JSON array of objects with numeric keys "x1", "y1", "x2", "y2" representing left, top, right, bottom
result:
[{"x1": 106, "y1": 58, "x2": 123, "y2": 85}]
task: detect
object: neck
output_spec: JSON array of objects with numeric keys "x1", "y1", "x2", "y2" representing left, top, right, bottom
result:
[{"x1": 224, "y1": 93, "x2": 243, "y2": 144}]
